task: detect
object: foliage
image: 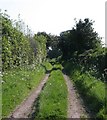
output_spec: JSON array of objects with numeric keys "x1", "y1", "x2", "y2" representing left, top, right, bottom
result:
[
  {"x1": 1, "y1": 11, "x2": 48, "y2": 117},
  {"x1": 64, "y1": 61, "x2": 106, "y2": 119},
  {"x1": 46, "y1": 34, "x2": 61, "y2": 59},
  {"x1": 35, "y1": 70, "x2": 68, "y2": 119},
  {"x1": 34, "y1": 34, "x2": 47, "y2": 64},
  {"x1": 1, "y1": 11, "x2": 47, "y2": 71},
  {"x1": 37, "y1": 32, "x2": 62, "y2": 59},
  {"x1": 59, "y1": 18, "x2": 102, "y2": 59},
  {"x1": 59, "y1": 18, "x2": 106, "y2": 81},
  {"x1": 2, "y1": 12, "x2": 32, "y2": 70},
  {"x1": 42, "y1": 61, "x2": 53, "y2": 71},
  {"x1": 53, "y1": 64, "x2": 63, "y2": 70},
  {"x1": 61, "y1": 19, "x2": 106, "y2": 117},
  {"x1": 2, "y1": 10, "x2": 106, "y2": 119},
  {"x1": 78, "y1": 47, "x2": 107, "y2": 81}
]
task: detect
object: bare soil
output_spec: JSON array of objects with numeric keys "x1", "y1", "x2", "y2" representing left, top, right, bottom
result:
[
  {"x1": 63, "y1": 74, "x2": 89, "y2": 118},
  {"x1": 8, "y1": 72, "x2": 90, "y2": 119},
  {"x1": 8, "y1": 74, "x2": 49, "y2": 118}
]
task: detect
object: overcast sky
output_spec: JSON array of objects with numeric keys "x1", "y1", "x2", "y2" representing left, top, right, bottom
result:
[{"x1": 0, "y1": 0, "x2": 105, "y2": 44}]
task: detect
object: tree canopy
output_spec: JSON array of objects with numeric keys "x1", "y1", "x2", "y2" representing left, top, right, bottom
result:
[{"x1": 59, "y1": 18, "x2": 102, "y2": 59}]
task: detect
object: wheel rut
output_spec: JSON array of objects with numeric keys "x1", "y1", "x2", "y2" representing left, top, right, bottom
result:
[
  {"x1": 63, "y1": 74, "x2": 89, "y2": 118},
  {"x1": 8, "y1": 74, "x2": 49, "y2": 118},
  {"x1": 8, "y1": 72, "x2": 89, "y2": 119}
]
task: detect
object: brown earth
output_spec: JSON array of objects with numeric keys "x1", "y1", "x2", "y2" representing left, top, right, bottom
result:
[
  {"x1": 63, "y1": 74, "x2": 89, "y2": 118},
  {"x1": 8, "y1": 74, "x2": 49, "y2": 118},
  {"x1": 8, "y1": 72, "x2": 90, "y2": 119}
]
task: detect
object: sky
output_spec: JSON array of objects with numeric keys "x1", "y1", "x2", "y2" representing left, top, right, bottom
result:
[{"x1": 0, "y1": 0, "x2": 106, "y2": 44}]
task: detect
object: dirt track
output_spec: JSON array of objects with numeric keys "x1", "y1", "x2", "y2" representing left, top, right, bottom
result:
[
  {"x1": 63, "y1": 74, "x2": 89, "y2": 118},
  {"x1": 8, "y1": 72, "x2": 89, "y2": 118},
  {"x1": 9, "y1": 74, "x2": 49, "y2": 118}
]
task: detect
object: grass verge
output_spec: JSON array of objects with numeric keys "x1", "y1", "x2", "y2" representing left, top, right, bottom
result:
[
  {"x1": 2, "y1": 65, "x2": 45, "y2": 117},
  {"x1": 64, "y1": 61, "x2": 106, "y2": 119},
  {"x1": 35, "y1": 70, "x2": 68, "y2": 119}
]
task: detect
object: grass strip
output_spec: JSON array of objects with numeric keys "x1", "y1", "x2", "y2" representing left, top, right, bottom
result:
[
  {"x1": 35, "y1": 70, "x2": 68, "y2": 119},
  {"x1": 2, "y1": 66, "x2": 45, "y2": 117}
]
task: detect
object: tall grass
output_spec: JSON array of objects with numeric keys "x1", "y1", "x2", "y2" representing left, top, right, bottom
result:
[
  {"x1": 2, "y1": 66, "x2": 45, "y2": 117},
  {"x1": 64, "y1": 61, "x2": 106, "y2": 119}
]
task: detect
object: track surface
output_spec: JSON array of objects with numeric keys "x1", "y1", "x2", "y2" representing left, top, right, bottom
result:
[
  {"x1": 8, "y1": 73, "x2": 89, "y2": 118},
  {"x1": 9, "y1": 74, "x2": 49, "y2": 118},
  {"x1": 63, "y1": 74, "x2": 89, "y2": 118}
]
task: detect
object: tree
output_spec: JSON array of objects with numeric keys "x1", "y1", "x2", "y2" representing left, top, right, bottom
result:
[
  {"x1": 2, "y1": 11, "x2": 38, "y2": 70},
  {"x1": 59, "y1": 18, "x2": 102, "y2": 59},
  {"x1": 74, "y1": 18, "x2": 101, "y2": 53}
]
